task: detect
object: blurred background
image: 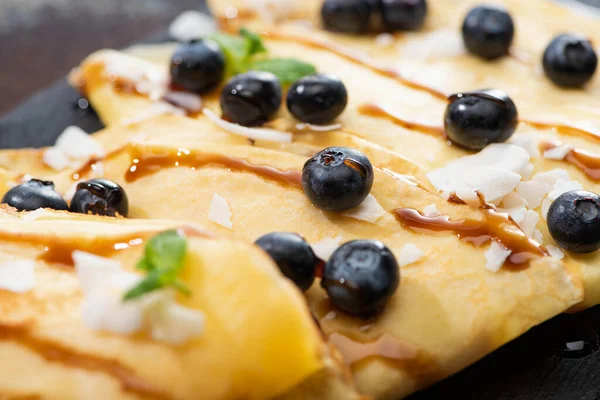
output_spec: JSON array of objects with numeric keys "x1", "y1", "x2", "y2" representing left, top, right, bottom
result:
[
  {"x1": 0, "y1": 0, "x2": 206, "y2": 114},
  {"x1": 0, "y1": 0, "x2": 599, "y2": 115}
]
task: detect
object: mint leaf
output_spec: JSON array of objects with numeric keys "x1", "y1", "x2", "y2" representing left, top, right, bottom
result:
[
  {"x1": 144, "y1": 230, "x2": 187, "y2": 272},
  {"x1": 240, "y1": 28, "x2": 268, "y2": 57},
  {"x1": 123, "y1": 231, "x2": 189, "y2": 301},
  {"x1": 249, "y1": 58, "x2": 317, "y2": 85},
  {"x1": 208, "y1": 33, "x2": 252, "y2": 75}
]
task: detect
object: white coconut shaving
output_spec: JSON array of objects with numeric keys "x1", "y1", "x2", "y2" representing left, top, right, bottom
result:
[
  {"x1": 208, "y1": 194, "x2": 233, "y2": 229},
  {"x1": 312, "y1": 237, "x2": 343, "y2": 261},
  {"x1": 398, "y1": 29, "x2": 465, "y2": 60},
  {"x1": 398, "y1": 244, "x2": 425, "y2": 267},
  {"x1": 295, "y1": 123, "x2": 342, "y2": 132},
  {"x1": 43, "y1": 126, "x2": 105, "y2": 172},
  {"x1": 203, "y1": 108, "x2": 292, "y2": 143},
  {"x1": 485, "y1": 241, "x2": 512, "y2": 272},
  {"x1": 543, "y1": 144, "x2": 574, "y2": 160},
  {"x1": 342, "y1": 195, "x2": 386, "y2": 223},
  {"x1": 375, "y1": 33, "x2": 395, "y2": 47},
  {"x1": 423, "y1": 204, "x2": 441, "y2": 217},
  {"x1": 0, "y1": 260, "x2": 36, "y2": 293},
  {"x1": 546, "y1": 244, "x2": 565, "y2": 260}
]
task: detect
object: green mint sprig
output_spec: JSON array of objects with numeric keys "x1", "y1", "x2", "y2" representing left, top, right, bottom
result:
[
  {"x1": 207, "y1": 29, "x2": 316, "y2": 85},
  {"x1": 123, "y1": 230, "x2": 190, "y2": 301}
]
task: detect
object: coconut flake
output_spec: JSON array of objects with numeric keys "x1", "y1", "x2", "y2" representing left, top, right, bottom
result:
[
  {"x1": 163, "y1": 90, "x2": 203, "y2": 113},
  {"x1": 342, "y1": 194, "x2": 386, "y2": 223},
  {"x1": 543, "y1": 144, "x2": 574, "y2": 160},
  {"x1": 499, "y1": 207, "x2": 527, "y2": 224},
  {"x1": 427, "y1": 144, "x2": 530, "y2": 203},
  {"x1": 423, "y1": 204, "x2": 441, "y2": 217},
  {"x1": 203, "y1": 108, "x2": 292, "y2": 143},
  {"x1": 56, "y1": 126, "x2": 105, "y2": 159},
  {"x1": 123, "y1": 102, "x2": 185, "y2": 125},
  {"x1": 312, "y1": 237, "x2": 343, "y2": 261},
  {"x1": 295, "y1": 122, "x2": 342, "y2": 132},
  {"x1": 485, "y1": 241, "x2": 512, "y2": 272},
  {"x1": 533, "y1": 229, "x2": 543, "y2": 244},
  {"x1": 0, "y1": 260, "x2": 36, "y2": 293},
  {"x1": 43, "y1": 146, "x2": 71, "y2": 171},
  {"x1": 516, "y1": 180, "x2": 551, "y2": 209},
  {"x1": 399, "y1": 244, "x2": 424, "y2": 267},
  {"x1": 502, "y1": 191, "x2": 528, "y2": 209},
  {"x1": 208, "y1": 194, "x2": 233, "y2": 229},
  {"x1": 519, "y1": 210, "x2": 540, "y2": 237},
  {"x1": 375, "y1": 33, "x2": 395, "y2": 47},
  {"x1": 547, "y1": 244, "x2": 565, "y2": 260},
  {"x1": 399, "y1": 29, "x2": 465, "y2": 60},
  {"x1": 532, "y1": 169, "x2": 570, "y2": 186},
  {"x1": 74, "y1": 251, "x2": 204, "y2": 344},
  {"x1": 168, "y1": 10, "x2": 218, "y2": 42},
  {"x1": 509, "y1": 136, "x2": 540, "y2": 158}
]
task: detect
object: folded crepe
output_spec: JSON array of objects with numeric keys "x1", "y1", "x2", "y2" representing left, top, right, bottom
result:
[
  {"x1": 0, "y1": 117, "x2": 583, "y2": 399},
  {"x1": 34, "y1": 13, "x2": 600, "y2": 309},
  {"x1": 0, "y1": 206, "x2": 359, "y2": 400}
]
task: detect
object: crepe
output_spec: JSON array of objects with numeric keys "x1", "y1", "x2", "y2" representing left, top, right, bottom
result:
[
  {"x1": 0, "y1": 206, "x2": 360, "y2": 400},
  {"x1": 0, "y1": 0, "x2": 596, "y2": 398},
  {"x1": 40, "y1": 0, "x2": 600, "y2": 310},
  {"x1": 0, "y1": 116, "x2": 583, "y2": 399}
]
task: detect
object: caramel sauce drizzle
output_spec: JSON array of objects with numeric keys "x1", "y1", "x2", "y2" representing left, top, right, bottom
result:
[
  {"x1": 125, "y1": 147, "x2": 303, "y2": 188},
  {"x1": 0, "y1": 325, "x2": 171, "y2": 400},
  {"x1": 327, "y1": 332, "x2": 441, "y2": 386},
  {"x1": 393, "y1": 208, "x2": 547, "y2": 268},
  {"x1": 522, "y1": 120, "x2": 600, "y2": 143},
  {"x1": 540, "y1": 141, "x2": 600, "y2": 181},
  {"x1": 358, "y1": 103, "x2": 447, "y2": 138},
  {"x1": 72, "y1": 146, "x2": 127, "y2": 181},
  {"x1": 261, "y1": 31, "x2": 448, "y2": 101}
]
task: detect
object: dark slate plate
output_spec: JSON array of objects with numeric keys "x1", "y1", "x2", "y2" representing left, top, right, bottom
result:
[{"x1": 1, "y1": 1, "x2": 600, "y2": 399}]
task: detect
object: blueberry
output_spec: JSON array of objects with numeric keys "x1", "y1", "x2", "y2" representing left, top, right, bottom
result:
[
  {"x1": 255, "y1": 232, "x2": 318, "y2": 291},
  {"x1": 2, "y1": 179, "x2": 68, "y2": 212},
  {"x1": 170, "y1": 40, "x2": 226, "y2": 94},
  {"x1": 321, "y1": 0, "x2": 372, "y2": 34},
  {"x1": 547, "y1": 190, "x2": 600, "y2": 254},
  {"x1": 445, "y1": 89, "x2": 518, "y2": 151},
  {"x1": 462, "y1": 5, "x2": 514, "y2": 60},
  {"x1": 322, "y1": 240, "x2": 399, "y2": 317},
  {"x1": 69, "y1": 179, "x2": 129, "y2": 217},
  {"x1": 380, "y1": 0, "x2": 427, "y2": 31},
  {"x1": 543, "y1": 34, "x2": 598, "y2": 88},
  {"x1": 287, "y1": 74, "x2": 348, "y2": 125},
  {"x1": 302, "y1": 147, "x2": 374, "y2": 212},
  {"x1": 220, "y1": 71, "x2": 282, "y2": 127}
]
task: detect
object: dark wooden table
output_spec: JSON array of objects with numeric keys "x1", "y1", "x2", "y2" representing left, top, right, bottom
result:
[{"x1": 0, "y1": 0, "x2": 202, "y2": 115}]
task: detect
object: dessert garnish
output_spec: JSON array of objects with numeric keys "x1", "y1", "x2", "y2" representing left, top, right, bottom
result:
[
  {"x1": 543, "y1": 33, "x2": 598, "y2": 87},
  {"x1": 461, "y1": 5, "x2": 515, "y2": 60},
  {"x1": 322, "y1": 240, "x2": 400, "y2": 317},
  {"x1": 287, "y1": 74, "x2": 348, "y2": 125},
  {"x1": 2, "y1": 179, "x2": 68, "y2": 212},
  {"x1": 255, "y1": 232, "x2": 318, "y2": 291},
  {"x1": 445, "y1": 89, "x2": 518, "y2": 150},
  {"x1": 170, "y1": 40, "x2": 226, "y2": 94},
  {"x1": 123, "y1": 230, "x2": 191, "y2": 301},
  {"x1": 69, "y1": 178, "x2": 129, "y2": 217},
  {"x1": 43, "y1": 126, "x2": 106, "y2": 172},
  {"x1": 220, "y1": 71, "x2": 283, "y2": 126},
  {"x1": 302, "y1": 147, "x2": 374, "y2": 212},
  {"x1": 547, "y1": 190, "x2": 600, "y2": 254},
  {"x1": 208, "y1": 193, "x2": 233, "y2": 229}
]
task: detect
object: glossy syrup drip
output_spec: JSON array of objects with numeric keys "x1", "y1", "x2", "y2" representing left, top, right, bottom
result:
[
  {"x1": 0, "y1": 325, "x2": 171, "y2": 400},
  {"x1": 125, "y1": 147, "x2": 303, "y2": 188},
  {"x1": 358, "y1": 104, "x2": 447, "y2": 138},
  {"x1": 393, "y1": 208, "x2": 547, "y2": 268},
  {"x1": 522, "y1": 120, "x2": 600, "y2": 143},
  {"x1": 261, "y1": 31, "x2": 448, "y2": 101},
  {"x1": 540, "y1": 142, "x2": 600, "y2": 181},
  {"x1": 72, "y1": 146, "x2": 126, "y2": 181},
  {"x1": 327, "y1": 332, "x2": 442, "y2": 385}
]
